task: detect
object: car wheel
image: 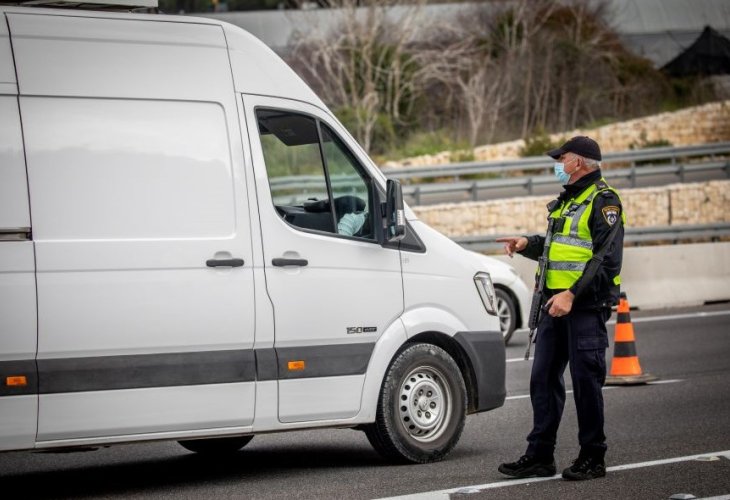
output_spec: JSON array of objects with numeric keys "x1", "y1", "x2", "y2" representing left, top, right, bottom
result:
[
  {"x1": 364, "y1": 343, "x2": 467, "y2": 464},
  {"x1": 495, "y1": 287, "x2": 517, "y2": 345},
  {"x1": 178, "y1": 435, "x2": 253, "y2": 454}
]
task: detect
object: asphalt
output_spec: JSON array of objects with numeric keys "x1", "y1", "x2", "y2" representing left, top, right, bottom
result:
[{"x1": 0, "y1": 303, "x2": 728, "y2": 499}]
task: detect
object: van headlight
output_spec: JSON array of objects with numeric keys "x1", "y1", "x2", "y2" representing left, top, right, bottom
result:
[{"x1": 474, "y1": 272, "x2": 497, "y2": 315}]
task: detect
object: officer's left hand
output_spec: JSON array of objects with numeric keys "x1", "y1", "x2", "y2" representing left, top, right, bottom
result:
[{"x1": 546, "y1": 290, "x2": 574, "y2": 317}]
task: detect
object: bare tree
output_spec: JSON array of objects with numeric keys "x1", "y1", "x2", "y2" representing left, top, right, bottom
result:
[
  {"x1": 286, "y1": 0, "x2": 670, "y2": 156},
  {"x1": 288, "y1": 0, "x2": 428, "y2": 153}
]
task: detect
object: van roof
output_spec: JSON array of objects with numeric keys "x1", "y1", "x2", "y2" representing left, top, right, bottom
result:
[
  {"x1": 0, "y1": 0, "x2": 157, "y2": 10},
  {"x1": 0, "y1": 4, "x2": 327, "y2": 110}
]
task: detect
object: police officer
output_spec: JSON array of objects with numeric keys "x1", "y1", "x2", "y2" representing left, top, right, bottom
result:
[{"x1": 496, "y1": 136, "x2": 624, "y2": 481}]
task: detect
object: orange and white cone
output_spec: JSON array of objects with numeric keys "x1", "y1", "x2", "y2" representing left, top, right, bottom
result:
[{"x1": 605, "y1": 293, "x2": 658, "y2": 385}]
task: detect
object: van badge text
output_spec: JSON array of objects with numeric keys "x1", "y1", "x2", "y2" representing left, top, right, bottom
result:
[{"x1": 347, "y1": 326, "x2": 377, "y2": 335}]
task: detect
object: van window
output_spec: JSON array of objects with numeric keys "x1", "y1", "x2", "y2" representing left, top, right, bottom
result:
[{"x1": 257, "y1": 109, "x2": 374, "y2": 240}]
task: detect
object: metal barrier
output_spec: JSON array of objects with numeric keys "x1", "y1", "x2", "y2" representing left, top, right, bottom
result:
[
  {"x1": 379, "y1": 142, "x2": 730, "y2": 204},
  {"x1": 453, "y1": 223, "x2": 730, "y2": 253},
  {"x1": 266, "y1": 142, "x2": 730, "y2": 205}
]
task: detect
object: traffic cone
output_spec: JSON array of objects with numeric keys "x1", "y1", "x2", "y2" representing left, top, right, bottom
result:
[{"x1": 605, "y1": 293, "x2": 658, "y2": 385}]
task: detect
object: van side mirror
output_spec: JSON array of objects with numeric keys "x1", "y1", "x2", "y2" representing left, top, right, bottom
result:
[{"x1": 385, "y1": 179, "x2": 406, "y2": 241}]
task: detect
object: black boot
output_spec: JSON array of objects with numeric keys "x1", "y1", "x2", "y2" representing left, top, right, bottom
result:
[
  {"x1": 498, "y1": 454, "x2": 556, "y2": 478},
  {"x1": 562, "y1": 456, "x2": 606, "y2": 480}
]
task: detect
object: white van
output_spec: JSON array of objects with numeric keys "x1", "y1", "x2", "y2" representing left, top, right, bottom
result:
[{"x1": 0, "y1": 1, "x2": 505, "y2": 463}]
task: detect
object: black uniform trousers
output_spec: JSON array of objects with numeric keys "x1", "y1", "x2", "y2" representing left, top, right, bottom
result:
[{"x1": 525, "y1": 307, "x2": 611, "y2": 461}]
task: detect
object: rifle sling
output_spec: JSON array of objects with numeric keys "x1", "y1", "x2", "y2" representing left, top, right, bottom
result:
[{"x1": 570, "y1": 218, "x2": 623, "y2": 299}]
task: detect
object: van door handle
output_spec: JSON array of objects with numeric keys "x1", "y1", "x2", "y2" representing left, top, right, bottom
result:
[
  {"x1": 206, "y1": 258, "x2": 244, "y2": 268},
  {"x1": 272, "y1": 258, "x2": 308, "y2": 267}
]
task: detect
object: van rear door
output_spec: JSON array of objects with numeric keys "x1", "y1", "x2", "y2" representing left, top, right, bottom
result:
[{"x1": 0, "y1": 17, "x2": 37, "y2": 452}]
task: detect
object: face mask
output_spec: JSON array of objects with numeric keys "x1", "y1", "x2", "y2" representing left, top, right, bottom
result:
[{"x1": 553, "y1": 162, "x2": 571, "y2": 185}]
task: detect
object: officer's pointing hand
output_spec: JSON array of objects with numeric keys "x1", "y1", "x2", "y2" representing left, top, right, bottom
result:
[
  {"x1": 546, "y1": 290, "x2": 575, "y2": 317},
  {"x1": 495, "y1": 236, "x2": 527, "y2": 258}
]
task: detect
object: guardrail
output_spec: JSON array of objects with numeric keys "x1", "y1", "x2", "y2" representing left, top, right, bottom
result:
[
  {"x1": 266, "y1": 142, "x2": 730, "y2": 206},
  {"x1": 380, "y1": 142, "x2": 730, "y2": 204},
  {"x1": 453, "y1": 223, "x2": 730, "y2": 253}
]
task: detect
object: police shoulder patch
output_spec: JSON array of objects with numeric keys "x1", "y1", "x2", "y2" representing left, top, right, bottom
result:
[{"x1": 602, "y1": 206, "x2": 620, "y2": 226}]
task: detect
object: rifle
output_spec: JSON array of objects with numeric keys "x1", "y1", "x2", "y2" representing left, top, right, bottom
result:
[{"x1": 525, "y1": 217, "x2": 556, "y2": 360}]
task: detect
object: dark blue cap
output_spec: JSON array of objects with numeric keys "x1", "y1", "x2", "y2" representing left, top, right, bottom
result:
[{"x1": 547, "y1": 136, "x2": 602, "y2": 161}]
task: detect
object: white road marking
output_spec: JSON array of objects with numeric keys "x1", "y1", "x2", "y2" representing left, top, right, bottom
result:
[
  {"x1": 620, "y1": 310, "x2": 730, "y2": 324},
  {"x1": 505, "y1": 394, "x2": 531, "y2": 401},
  {"x1": 505, "y1": 379, "x2": 682, "y2": 401},
  {"x1": 506, "y1": 386, "x2": 618, "y2": 401},
  {"x1": 647, "y1": 378, "x2": 683, "y2": 385},
  {"x1": 373, "y1": 450, "x2": 730, "y2": 500},
  {"x1": 506, "y1": 310, "x2": 730, "y2": 363}
]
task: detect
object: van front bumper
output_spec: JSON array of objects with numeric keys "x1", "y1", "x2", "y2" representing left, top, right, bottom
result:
[{"x1": 454, "y1": 331, "x2": 506, "y2": 413}]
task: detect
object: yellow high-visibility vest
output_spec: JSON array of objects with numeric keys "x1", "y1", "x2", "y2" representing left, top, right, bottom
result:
[{"x1": 546, "y1": 178, "x2": 625, "y2": 290}]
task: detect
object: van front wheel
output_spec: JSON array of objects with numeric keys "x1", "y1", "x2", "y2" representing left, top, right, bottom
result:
[{"x1": 364, "y1": 343, "x2": 467, "y2": 464}]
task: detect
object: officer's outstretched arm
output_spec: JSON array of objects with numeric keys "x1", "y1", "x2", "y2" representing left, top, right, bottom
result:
[{"x1": 516, "y1": 234, "x2": 545, "y2": 261}]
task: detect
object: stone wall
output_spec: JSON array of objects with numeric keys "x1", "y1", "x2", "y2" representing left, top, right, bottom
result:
[
  {"x1": 412, "y1": 180, "x2": 730, "y2": 238},
  {"x1": 385, "y1": 100, "x2": 730, "y2": 168}
]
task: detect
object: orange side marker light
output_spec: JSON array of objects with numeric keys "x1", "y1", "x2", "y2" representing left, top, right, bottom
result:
[
  {"x1": 6, "y1": 376, "x2": 27, "y2": 387},
  {"x1": 287, "y1": 361, "x2": 305, "y2": 371}
]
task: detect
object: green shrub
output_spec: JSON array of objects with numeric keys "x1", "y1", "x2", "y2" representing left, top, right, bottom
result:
[
  {"x1": 381, "y1": 130, "x2": 471, "y2": 162},
  {"x1": 520, "y1": 130, "x2": 563, "y2": 158},
  {"x1": 628, "y1": 131, "x2": 673, "y2": 150},
  {"x1": 452, "y1": 149, "x2": 476, "y2": 163}
]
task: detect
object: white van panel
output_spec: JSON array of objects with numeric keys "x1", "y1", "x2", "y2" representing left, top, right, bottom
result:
[
  {"x1": 0, "y1": 396, "x2": 36, "y2": 451},
  {"x1": 0, "y1": 242, "x2": 36, "y2": 358},
  {"x1": 0, "y1": 87, "x2": 36, "y2": 452},
  {"x1": 0, "y1": 19, "x2": 15, "y2": 93},
  {"x1": 37, "y1": 383, "x2": 255, "y2": 441},
  {"x1": 0, "y1": 96, "x2": 30, "y2": 229},
  {"x1": 0, "y1": 243, "x2": 38, "y2": 451},
  {"x1": 34, "y1": 270, "x2": 252, "y2": 356},
  {"x1": 21, "y1": 96, "x2": 249, "y2": 355},
  {"x1": 8, "y1": 14, "x2": 231, "y2": 102},
  {"x1": 223, "y1": 26, "x2": 326, "y2": 109},
  {"x1": 278, "y1": 376, "x2": 365, "y2": 423},
  {"x1": 14, "y1": 38, "x2": 256, "y2": 438},
  {"x1": 22, "y1": 98, "x2": 234, "y2": 240},
  {"x1": 402, "y1": 221, "x2": 501, "y2": 335}
]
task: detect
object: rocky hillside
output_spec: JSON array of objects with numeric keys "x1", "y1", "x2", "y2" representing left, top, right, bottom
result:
[{"x1": 383, "y1": 100, "x2": 730, "y2": 168}]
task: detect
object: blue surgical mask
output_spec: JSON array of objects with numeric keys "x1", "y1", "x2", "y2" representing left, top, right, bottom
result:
[{"x1": 553, "y1": 162, "x2": 571, "y2": 185}]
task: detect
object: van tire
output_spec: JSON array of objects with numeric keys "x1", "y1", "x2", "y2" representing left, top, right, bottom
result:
[
  {"x1": 364, "y1": 343, "x2": 467, "y2": 464},
  {"x1": 178, "y1": 435, "x2": 253, "y2": 454}
]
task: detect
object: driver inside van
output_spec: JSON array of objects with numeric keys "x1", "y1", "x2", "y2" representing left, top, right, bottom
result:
[
  {"x1": 332, "y1": 195, "x2": 368, "y2": 237},
  {"x1": 337, "y1": 210, "x2": 368, "y2": 236}
]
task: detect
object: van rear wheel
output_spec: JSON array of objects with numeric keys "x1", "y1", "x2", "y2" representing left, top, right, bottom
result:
[
  {"x1": 364, "y1": 343, "x2": 467, "y2": 464},
  {"x1": 178, "y1": 435, "x2": 253, "y2": 454}
]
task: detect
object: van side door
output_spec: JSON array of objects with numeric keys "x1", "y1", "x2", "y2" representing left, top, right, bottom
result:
[
  {"x1": 9, "y1": 13, "x2": 256, "y2": 442},
  {"x1": 0, "y1": 18, "x2": 37, "y2": 451},
  {"x1": 243, "y1": 95, "x2": 403, "y2": 423}
]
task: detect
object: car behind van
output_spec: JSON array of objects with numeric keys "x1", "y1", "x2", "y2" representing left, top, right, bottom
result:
[
  {"x1": 473, "y1": 253, "x2": 531, "y2": 345},
  {"x1": 0, "y1": 1, "x2": 505, "y2": 464}
]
